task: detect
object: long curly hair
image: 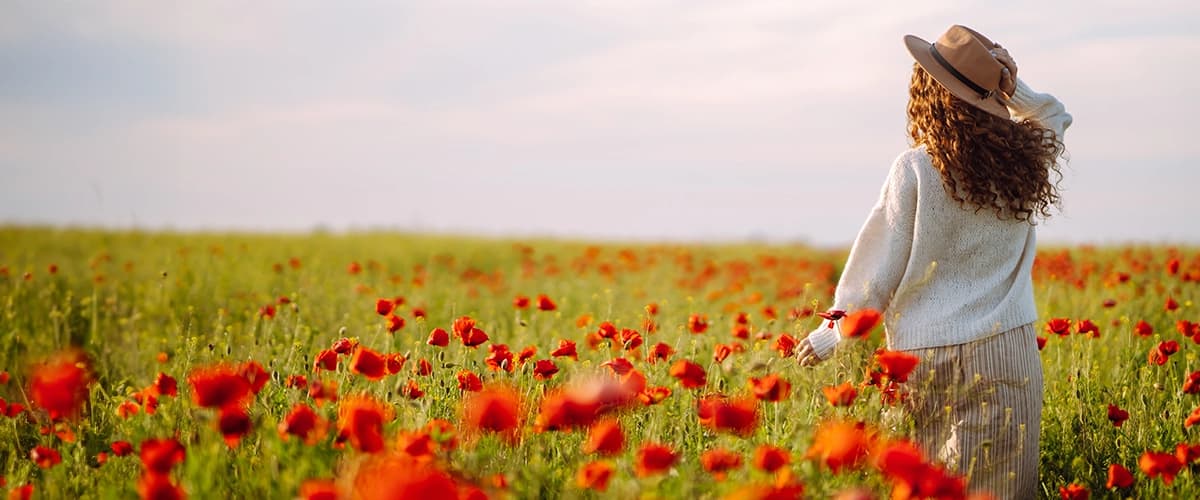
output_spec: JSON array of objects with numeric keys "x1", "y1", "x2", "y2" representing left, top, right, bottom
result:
[{"x1": 907, "y1": 63, "x2": 1065, "y2": 222}]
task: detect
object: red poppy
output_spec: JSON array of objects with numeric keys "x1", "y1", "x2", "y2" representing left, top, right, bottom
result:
[
  {"x1": 597, "y1": 322, "x2": 618, "y2": 339},
  {"x1": 1184, "y1": 372, "x2": 1200, "y2": 394},
  {"x1": 112, "y1": 441, "x2": 134, "y2": 456},
  {"x1": 30, "y1": 446, "x2": 61, "y2": 468},
  {"x1": 774, "y1": 334, "x2": 798, "y2": 357},
  {"x1": 1107, "y1": 404, "x2": 1129, "y2": 427},
  {"x1": 420, "y1": 328, "x2": 446, "y2": 348},
  {"x1": 599, "y1": 357, "x2": 633, "y2": 377},
  {"x1": 423, "y1": 419, "x2": 458, "y2": 452},
  {"x1": 647, "y1": 342, "x2": 674, "y2": 364},
  {"x1": 805, "y1": 420, "x2": 873, "y2": 473},
  {"x1": 578, "y1": 314, "x2": 594, "y2": 329},
  {"x1": 1046, "y1": 318, "x2": 1072, "y2": 336},
  {"x1": 670, "y1": 360, "x2": 707, "y2": 389},
  {"x1": 753, "y1": 445, "x2": 790, "y2": 473},
  {"x1": 697, "y1": 396, "x2": 758, "y2": 436},
  {"x1": 1177, "y1": 443, "x2": 1200, "y2": 465},
  {"x1": 336, "y1": 394, "x2": 394, "y2": 453},
  {"x1": 823, "y1": 382, "x2": 859, "y2": 407},
  {"x1": 1166, "y1": 296, "x2": 1180, "y2": 312},
  {"x1": 386, "y1": 314, "x2": 405, "y2": 333},
  {"x1": 463, "y1": 385, "x2": 522, "y2": 439},
  {"x1": 308, "y1": 380, "x2": 338, "y2": 407},
  {"x1": 188, "y1": 364, "x2": 253, "y2": 409},
  {"x1": 1149, "y1": 340, "x2": 1180, "y2": 366},
  {"x1": 286, "y1": 374, "x2": 308, "y2": 389},
  {"x1": 259, "y1": 305, "x2": 276, "y2": 319},
  {"x1": 461, "y1": 327, "x2": 490, "y2": 348},
  {"x1": 714, "y1": 344, "x2": 733, "y2": 363},
  {"x1": 218, "y1": 406, "x2": 252, "y2": 447},
  {"x1": 140, "y1": 438, "x2": 186, "y2": 474},
  {"x1": 872, "y1": 350, "x2": 921, "y2": 383},
  {"x1": 351, "y1": 454, "x2": 458, "y2": 500},
  {"x1": 645, "y1": 303, "x2": 659, "y2": 315},
  {"x1": 457, "y1": 370, "x2": 483, "y2": 392},
  {"x1": 350, "y1": 346, "x2": 388, "y2": 381},
  {"x1": 413, "y1": 358, "x2": 432, "y2": 377},
  {"x1": 518, "y1": 346, "x2": 538, "y2": 365},
  {"x1": 1076, "y1": 319, "x2": 1100, "y2": 338},
  {"x1": 536, "y1": 294, "x2": 557, "y2": 311},
  {"x1": 688, "y1": 314, "x2": 709, "y2": 334},
  {"x1": 453, "y1": 316, "x2": 476, "y2": 337},
  {"x1": 239, "y1": 361, "x2": 269, "y2": 394},
  {"x1": 375, "y1": 298, "x2": 394, "y2": 316},
  {"x1": 347, "y1": 261, "x2": 362, "y2": 274},
  {"x1": 639, "y1": 386, "x2": 672, "y2": 406},
  {"x1": 29, "y1": 349, "x2": 92, "y2": 420},
  {"x1": 1037, "y1": 336, "x2": 1048, "y2": 351},
  {"x1": 620, "y1": 329, "x2": 643, "y2": 351},
  {"x1": 731, "y1": 324, "x2": 750, "y2": 340},
  {"x1": 512, "y1": 295, "x2": 530, "y2": 309},
  {"x1": 1139, "y1": 451, "x2": 1183, "y2": 484},
  {"x1": 313, "y1": 349, "x2": 339, "y2": 372},
  {"x1": 8, "y1": 484, "x2": 33, "y2": 500},
  {"x1": 1058, "y1": 483, "x2": 1088, "y2": 500},
  {"x1": 1107, "y1": 463, "x2": 1134, "y2": 489},
  {"x1": 841, "y1": 309, "x2": 882, "y2": 338},
  {"x1": 551, "y1": 340, "x2": 578, "y2": 360},
  {"x1": 749, "y1": 374, "x2": 791, "y2": 402},
  {"x1": 576, "y1": 460, "x2": 615, "y2": 492},
  {"x1": 279, "y1": 403, "x2": 325, "y2": 444},
  {"x1": 532, "y1": 359, "x2": 559, "y2": 381},
  {"x1": 583, "y1": 419, "x2": 625, "y2": 455},
  {"x1": 485, "y1": 344, "x2": 514, "y2": 372},
  {"x1": 138, "y1": 475, "x2": 186, "y2": 500},
  {"x1": 1134, "y1": 320, "x2": 1154, "y2": 337},
  {"x1": 635, "y1": 443, "x2": 679, "y2": 477},
  {"x1": 404, "y1": 379, "x2": 424, "y2": 399},
  {"x1": 299, "y1": 479, "x2": 339, "y2": 500},
  {"x1": 700, "y1": 448, "x2": 743, "y2": 480},
  {"x1": 332, "y1": 338, "x2": 356, "y2": 355},
  {"x1": 385, "y1": 353, "x2": 406, "y2": 375}
]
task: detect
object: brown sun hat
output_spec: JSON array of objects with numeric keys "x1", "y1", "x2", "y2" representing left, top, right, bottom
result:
[{"x1": 905, "y1": 25, "x2": 1010, "y2": 119}]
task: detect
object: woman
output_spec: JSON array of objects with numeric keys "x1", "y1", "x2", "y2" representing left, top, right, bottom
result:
[{"x1": 795, "y1": 25, "x2": 1070, "y2": 499}]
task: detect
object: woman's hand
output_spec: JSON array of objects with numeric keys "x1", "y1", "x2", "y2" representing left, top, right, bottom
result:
[
  {"x1": 796, "y1": 337, "x2": 823, "y2": 367},
  {"x1": 992, "y1": 44, "x2": 1018, "y2": 98}
]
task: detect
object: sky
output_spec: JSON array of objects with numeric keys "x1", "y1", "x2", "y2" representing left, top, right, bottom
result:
[{"x1": 1, "y1": 0, "x2": 1198, "y2": 246}]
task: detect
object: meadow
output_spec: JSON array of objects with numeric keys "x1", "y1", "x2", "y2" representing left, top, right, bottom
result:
[{"x1": 0, "y1": 226, "x2": 1198, "y2": 499}]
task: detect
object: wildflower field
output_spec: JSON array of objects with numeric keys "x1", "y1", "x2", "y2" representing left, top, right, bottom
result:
[{"x1": 1, "y1": 227, "x2": 1198, "y2": 499}]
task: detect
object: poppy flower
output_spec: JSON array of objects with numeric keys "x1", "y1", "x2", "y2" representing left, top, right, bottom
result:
[
  {"x1": 596, "y1": 322, "x2": 618, "y2": 339},
  {"x1": 731, "y1": 324, "x2": 750, "y2": 340},
  {"x1": 424, "y1": 419, "x2": 458, "y2": 451},
  {"x1": 634, "y1": 443, "x2": 679, "y2": 477},
  {"x1": 669, "y1": 360, "x2": 707, "y2": 389},
  {"x1": 601, "y1": 357, "x2": 634, "y2": 376},
  {"x1": 279, "y1": 403, "x2": 326, "y2": 444},
  {"x1": 351, "y1": 454, "x2": 458, "y2": 500},
  {"x1": 1139, "y1": 451, "x2": 1183, "y2": 484},
  {"x1": 151, "y1": 372, "x2": 178, "y2": 398},
  {"x1": 112, "y1": 440, "x2": 134, "y2": 456},
  {"x1": 385, "y1": 354, "x2": 406, "y2": 375},
  {"x1": 1058, "y1": 483, "x2": 1088, "y2": 500},
  {"x1": 375, "y1": 299, "x2": 394, "y2": 316},
  {"x1": 485, "y1": 344, "x2": 514, "y2": 372},
  {"x1": 137, "y1": 475, "x2": 186, "y2": 500},
  {"x1": 841, "y1": 309, "x2": 882, "y2": 338},
  {"x1": 463, "y1": 386, "x2": 522, "y2": 439},
  {"x1": 688, "y1": 314, "x2": 709, "y2": 334},
  {"x1": 700, "y1": 448, "x2": 743, "y2": 480},
  {"x1": 749, "y1": 374, "x2": 791, "y2": 402},
  {"x1": 823, "y1": 382, "x2": 859, "y2": 407},
  {"x1": 453, "y1": 316, "x2": 476, "y2": 337},
  {"x1": 805, "y1": 419, "x2": 873, "y2": 473},
  {"x1": 386, "y1": 314, "x2": 405, "y2": 333},
  {"x1": 753, "y1": 445, "x2": 790, "y2": 473},
  {"x1": 116, "y1": 400, "x2": 140, "y2": 418},
  {"x1": 1037, "y1": 336, "x2": 1048, "y2": 350},
  {"x1": 308, "y1": 380, "x2": 339, "y2": 407},
  {"x1": 582, "y1": 419, "x2": 624, "y2": 455},
  {"x1": 332, "y1": 338, "x2": 356, "y2": 355},
  {"x1": 513, "y1": 295, "x2": 530, "y2": 309},
  {"x1": 1177, "y1": 443, "x2": 1200, "y2": 465},
  {"x1": 518, "y1": 346, "x2": 538, "y2": 365},
  {"x1": 30, "y1": 446, "x2": 61, "y2": 468},
  {"x1": 1107, "y1": 404, "x2": 1129, "y2": 427},
  {"x1": 774, "y1": 334, "x2": 798, "y2": 358},
  {"x1": 639, "y1": 386, "x2": 672, "y2": 406},
  {"x1": 394, "y1": 431, "x2": 436, "y2": 460},
  {"x1": 429, "y1": 326, "x2": 451, "y2": 347},
  {"x1": 1149, "y1": 341, "x2": 1180, "y2": 366},
  {"x1": 457, "y1": 371, "x2": 483, "y2": 392},
  {"x1": 9, "y1": 484, "x2": 33, "y2": 500},
  {"x1": 140, "y1": 438, "x2": 186, "y2": 474},
  {"x1": 645, "y1": 303, "x2": 659, "y2": 316},
  {"x1": 218, "y1": 406, "x2": 252, "y2": 447},
  {"x1": 1184, "y1": 372, "x2": 1200, "y2": 394},
  {"x1": 239, "y1": 361, "x2": 269, "y2": 394},
  {"x1": 350, "y1": 347, "x2": 389, "y2": 381},
  {"x1": 1166, "y1": 296, "x2": 1180, "y2": 312},
  {"x1": 576, "y1": 460, "x2": 615, "y2": 492},
  {"x1": 536, "y1": 294, "x2": 557, "y2": 311},
  {"x1": 1076, "y1": 319, "x2": 1100, "y2": 337},
  {"x1": 532, "y1": 359, "x2": 559, "y2": 381},
  {"x1": 871, "y1": 350, "x2": 921, "y2": 383},
  {"x1": 188, "y1": 364, "x2": 253, "y2": 409},
  {"x1": 621, "y1": 329, "x2": 643, "y2": 350},
  {"x1": 1046, "y1": 318, "x2": 1072, "y2": 336},
  {"x1": 647, "y1": 342, "x2": 674, "y2": 364},
  {"x1": 403, "y1": 379, "x2": 424, "y2": 399},
  {"x1": 336, "y1": 394, "x2": 395, "y2": 453},
  {"x1": 460, "y1": 327, "x2": 490, "y2": 348},
  {"x1": 299, "y1": 479, "x2": 339, "y2": 500},
  {"x1": 29, "y1": 349, "x2": 92, "y2": 420},
  {"x1": 551, "y1": 340, "x2": 578, "y2": 360},
  {"x1": 259, "y1": 305, "x2": 276, "y2": 319},
  {"x1": 413, "y1": 358, "x2": 432, "y2": 377},
  {"x1": 313, "y1": 349, "x2": 339, "y2": 372},
  {"x1": 714, "y1": 344, "x2": 733, "y2": 363},
  {"x1": 697, "y1": 396, "x2": 758, "y2": 436},
  {"x1": 1107, "y1": 463, "x2": 1134, "y2": 489},
  {"x1": 1134, "y1": 320, "x2": 1154, "y2": 337}
]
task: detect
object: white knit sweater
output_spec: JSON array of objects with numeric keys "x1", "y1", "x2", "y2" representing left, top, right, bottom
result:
[{"x1": 807, "y1": 78, "x2": 1072, "y2": 358}]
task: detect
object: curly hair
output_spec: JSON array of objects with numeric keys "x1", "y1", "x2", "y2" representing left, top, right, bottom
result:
[{"x1": 906, "y1": 63, "x2": 1065, "y2": 222}]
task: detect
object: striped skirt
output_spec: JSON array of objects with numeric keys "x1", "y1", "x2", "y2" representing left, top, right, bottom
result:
[{"x1": 900, "y1": 323, "x2": 1043, "y2": 499}]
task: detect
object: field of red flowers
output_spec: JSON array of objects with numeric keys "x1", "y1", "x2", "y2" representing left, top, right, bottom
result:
[{"x1": 1, "y1": 227, "x2": 1198, "y2": 499}]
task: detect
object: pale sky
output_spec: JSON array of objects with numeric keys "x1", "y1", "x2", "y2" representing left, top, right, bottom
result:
[{"x1": 2, "y1": 1, "x2": 1198, "y2": 245}]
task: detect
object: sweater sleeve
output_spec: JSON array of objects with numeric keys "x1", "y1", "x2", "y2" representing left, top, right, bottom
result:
[{"x1": 1006, "y1": 78, "x2": 1072, "y2": 139}]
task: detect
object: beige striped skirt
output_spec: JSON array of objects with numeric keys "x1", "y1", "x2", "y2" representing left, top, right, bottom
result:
[{"x1": 899, "y1": 323, "x2": 1043, "y2": 499}]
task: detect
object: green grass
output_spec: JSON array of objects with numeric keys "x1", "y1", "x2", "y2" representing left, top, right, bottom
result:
[{"x1": 0, "y1": 227, "x2": 1196, "y2": 499}]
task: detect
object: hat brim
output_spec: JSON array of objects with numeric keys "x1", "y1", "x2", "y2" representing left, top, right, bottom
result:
[{"x1": 904, "y1": 34, "x2": 1010, "y2": 120}]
